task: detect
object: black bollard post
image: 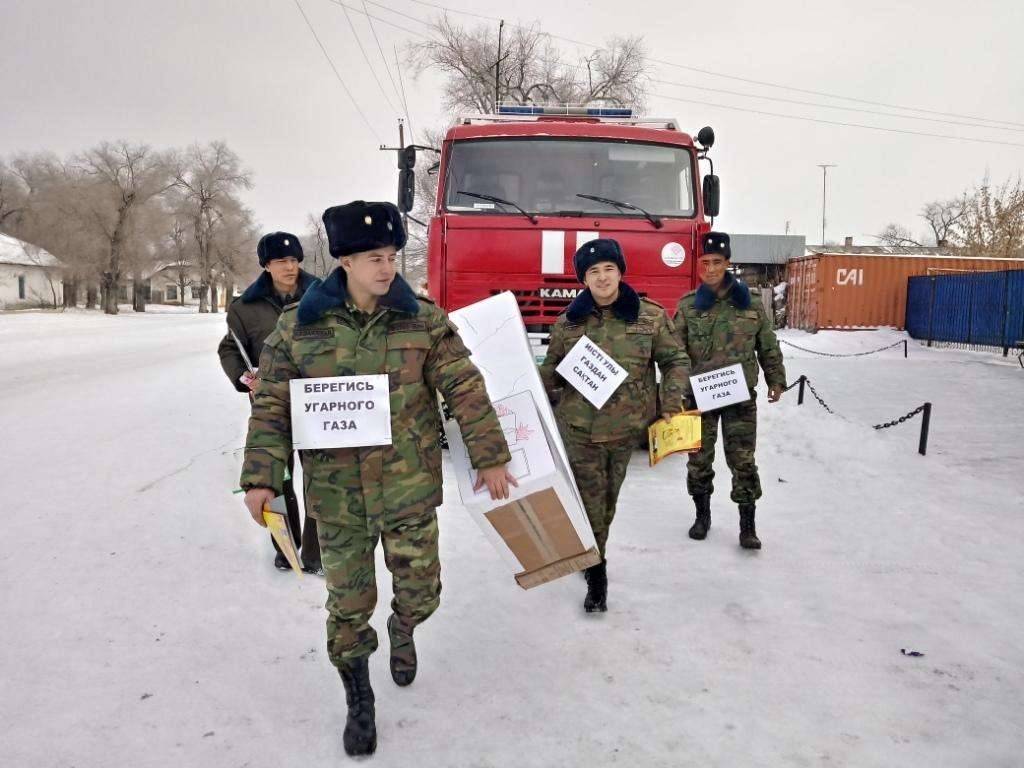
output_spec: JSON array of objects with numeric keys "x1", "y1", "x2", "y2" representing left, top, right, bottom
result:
[
  {"x1": 918, "y1": 402, "x2": 932, "y2": 456},
  {"x1": 797, "y1": 375, "x2": 806, "y2": 405}
]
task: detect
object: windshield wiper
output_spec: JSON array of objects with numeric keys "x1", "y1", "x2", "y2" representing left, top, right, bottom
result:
[
  {"x1": 576, "y1": 193, "x2": 663, "y2": 229},
  {"x1": 457, "y1": 190, "x2": 538, "y2": 224}
]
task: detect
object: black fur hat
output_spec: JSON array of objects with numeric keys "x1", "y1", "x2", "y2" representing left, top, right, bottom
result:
[
  {"x1": 322, "y1": 200, "x2": 407, "y2": 258},
  {"x1": 257, "y1": 231, "x2": 304, "y2": 267},
  {"x1": 573, "y1": 238, "x2": 626, "y2": 283},
  {"x1": 702, "y1": 231, "x2": 731, "y2": 260}
]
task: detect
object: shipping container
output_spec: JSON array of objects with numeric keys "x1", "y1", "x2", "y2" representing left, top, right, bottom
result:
[{"x1": 786, "y1": 253, "x2": 1024, "y2": 330}]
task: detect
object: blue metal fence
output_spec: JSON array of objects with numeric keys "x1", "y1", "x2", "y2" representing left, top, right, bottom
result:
[{"x1": 906, "y1": 269, "x2": 1024, "y2": 352}]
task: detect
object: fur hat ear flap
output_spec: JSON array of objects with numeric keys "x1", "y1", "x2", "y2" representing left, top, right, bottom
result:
[
  {"x1": 257, "y1": 231, "x2": 304, "y2": 267},
  {"x1": 573, "y1": 238, "x2": 626, "y2": 283},
  {"x1": 322, "y1": 201, "x2": 407, "y2": 257}
]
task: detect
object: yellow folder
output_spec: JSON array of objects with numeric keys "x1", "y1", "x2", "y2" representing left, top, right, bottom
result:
[
  {"x1": 648, "y1": 411, "x2": 703, "y2": 466},
  {"x1": 263, "y1": 496, "x2": 302, "y2": 576}
]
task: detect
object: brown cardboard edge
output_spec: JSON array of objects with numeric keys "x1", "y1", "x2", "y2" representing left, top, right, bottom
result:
[{"x1": 513, "y1": 546, "x2": 602, "y2": 590}]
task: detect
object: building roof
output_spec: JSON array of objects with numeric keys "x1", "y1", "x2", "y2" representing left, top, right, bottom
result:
[
  {"x1": 805, "y1": 244, "x2": 954, "y2": 257},
  {"x1": 729, "y1": 234, "x2": 806, "y2": 265},
  {"x1": 0, "y1": 232, "x2": 61, "y2": 268}
]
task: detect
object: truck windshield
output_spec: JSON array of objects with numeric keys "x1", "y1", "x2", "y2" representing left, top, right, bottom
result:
[{"x1": 444, "y1": 138, "x2": 695, "y2": 217}]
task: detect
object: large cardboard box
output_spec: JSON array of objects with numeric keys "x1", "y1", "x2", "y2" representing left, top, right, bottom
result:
[{"x1": 446, "y1": 293, "x2": 600, "y2": 588}]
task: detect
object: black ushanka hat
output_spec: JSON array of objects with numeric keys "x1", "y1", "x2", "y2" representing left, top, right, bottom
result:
[
  {"x1": 573, "y1": 238, "x2": 626, "y2": 283},
  {"x1": 322, "y1": 200, "x2": 407, "y2": 257}
]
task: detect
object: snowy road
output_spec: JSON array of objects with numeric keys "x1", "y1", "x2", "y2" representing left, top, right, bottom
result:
[{"x1": 1, "y1": 310, "x2": 1022, "y2": 767}]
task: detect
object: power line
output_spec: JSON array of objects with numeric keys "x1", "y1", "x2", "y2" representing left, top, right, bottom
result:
[
  {"x1": 363, "y1": 1, "x2": 406, "y2": 113},
  {"x1": 338, "y1": 0, "x2": 401, "y2": 114},
  {"x1": 646, "y1": 56, "x2": 1024, "y2": 130},
  {"x1": 383, "y1": 0, "x2": 1024, "y2": 130},
  {"x1": 394, "y1": 45, "x2": 415, "y2": 143},
  {"x1": 293, "y1": 0, "x2": 382, "y2": 143},
  {"x1": 363, "y1": 0, "x2": 434, "y2": 28},
  {"x1": 649, "y1": 78, "x2": 1024, "y2": 134},
  {"x1": 403, "y1": 0, "x2": 500, "y2": 22},
  {"x1": 650, "y1": 91, "x2": 1024, "y2": 149},
  {"x1": 324, "y1": 0, "x2": 429, "y2": 39}
]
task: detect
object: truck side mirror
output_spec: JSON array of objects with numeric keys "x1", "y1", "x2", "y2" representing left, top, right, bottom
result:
[
  {"x1": 398, "y1": 169, "x2": 415, "y2": 213},
  {"x1": 703, "y1": 174, "x2": 720, "y2": 218},
  {"x1": 398, "y1": 146, "x2": 416, "y2": 171}
]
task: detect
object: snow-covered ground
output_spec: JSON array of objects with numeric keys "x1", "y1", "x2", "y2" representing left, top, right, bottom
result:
[{"x1": 1, "y1": 311, "x2": 1022, "y2": 767}]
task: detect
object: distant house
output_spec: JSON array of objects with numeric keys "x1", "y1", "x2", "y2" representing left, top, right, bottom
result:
[
  {"x1": 0, "y1": 233, "x2": 63, "y2": 309},
  {"x1": 804, "y1": 237, "x2": 955, "y2": 258},
  {"x1": 145, "y1": 261, "x2": 234, "y2": 308}
]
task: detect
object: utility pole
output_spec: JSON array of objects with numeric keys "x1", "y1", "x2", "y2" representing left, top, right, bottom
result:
[
  {"x1": 494, "y1": 19, "x2": 505, "y2": 109},
  {"x1": 817, "y1": 163, "x2": 837, "y2": 245},
  {"x1": 379, "y1": 119, "x2": 409, "y2": 276},
  {"x1": 398, "y1": 119, "x2": 406, "y2": 276}
]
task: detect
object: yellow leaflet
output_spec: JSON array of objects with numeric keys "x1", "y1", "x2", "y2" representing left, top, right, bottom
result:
[
  {"x1": 263, "y1": 508, "x2": 302, "y2": 576},
  {"x1": 648, "y1": 411, "x2": 703, "y2": 467}
]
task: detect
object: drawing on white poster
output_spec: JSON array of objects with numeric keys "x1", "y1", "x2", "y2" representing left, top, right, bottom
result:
[{"x1": 446, "y1": 390, "x2": 556, "y2": 504}]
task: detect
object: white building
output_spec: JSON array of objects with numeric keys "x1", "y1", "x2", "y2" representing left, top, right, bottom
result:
[{"x1": 0, "y1": 233, "x2": 63, "y2": 309}]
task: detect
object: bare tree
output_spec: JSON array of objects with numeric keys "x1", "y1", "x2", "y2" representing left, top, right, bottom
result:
[
  {"x1": 876, "y1": 223, "x2": 922, "y2": 247},
  {"x1": 71, "y1": 142, "x2": 173, "y2": 314},
  {"x1": 172, "y1": 142, "x2": 252, "y2": 313},
  {"x1": 301, "y1": 212, "x2": 333, "y2": 279},
  {"x1": 0, "y1": 161, "x2": 29, "y2": 230},
  {"x1": 408, "y1": 17, "x2": 648, "y2": 114},
  {"x1": 211, "y1": 201, "x2": 259, "y2": 306},
  {"x1": 955, "y1": 175, "x2": 1024, "y2": 258},
  {"x1": 921, "y1": 197, "x2": 967, "y2": 246}
]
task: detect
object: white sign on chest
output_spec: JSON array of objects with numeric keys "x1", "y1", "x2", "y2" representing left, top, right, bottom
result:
[
  {"x1": 690, "y1": 364, "x2": 750, "y2": 412},
  {"x1": 555, "y1": 334, "x2": 628, "y2": 409},
  {"x1": 289, "y1": 374, "x2": 392, "y2": 449}
]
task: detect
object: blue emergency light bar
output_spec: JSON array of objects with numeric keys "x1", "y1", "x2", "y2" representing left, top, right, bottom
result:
[{"x1": 496, "y1": 105, "x2": 634, "y2": 117}]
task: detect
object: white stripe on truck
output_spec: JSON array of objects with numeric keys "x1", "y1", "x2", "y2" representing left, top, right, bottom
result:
[{"x1": 541, "y1": 230, "x2": 565, "y2": 274}]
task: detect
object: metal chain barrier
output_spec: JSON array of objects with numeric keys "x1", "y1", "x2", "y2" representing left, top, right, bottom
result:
[
  {"x1": 780, "y1": 339, "x2": 907, "y2": 358},
  {"x1": 787, "y1": 374, "x2": 933, "y2": 455},
  {"x1": 873, "y1": 404, "x2": 926, "y2": 431}
]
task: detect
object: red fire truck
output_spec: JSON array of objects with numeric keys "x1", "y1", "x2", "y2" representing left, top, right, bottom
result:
[{"x1": 415, "y1": 105, "x2": 720, "y2": 335}]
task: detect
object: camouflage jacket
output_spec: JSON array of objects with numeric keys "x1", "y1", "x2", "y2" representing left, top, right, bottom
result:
[
  {"x1": 539, "y1": 283, "x2": 691, "y2": 443},
  {"x1": 240, "y1": 269, "x2": 511, "y2": 531},
  {"x1": 674, "y1": 274, "x2": 786, "y2": 394}
]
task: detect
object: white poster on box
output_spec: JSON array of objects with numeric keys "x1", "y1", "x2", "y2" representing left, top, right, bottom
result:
[
  {"x1": 289, "y1": 374, "x2": 391, "y2": 449},
  {"x1": 554, "y1": 334, "x2": 628, "y2": 409},
  {"x1": 690, "y1": 364, "x2": 751, "y2": 412},
  {"x1": 447, "y1": 292, "x2": 594, "y2": 544},
  {"x1": 446, "y1": 391, "x2": 556, "y2": 509}
]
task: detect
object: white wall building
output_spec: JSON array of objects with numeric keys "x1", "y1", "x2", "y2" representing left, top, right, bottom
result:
[{"x1": 0, "y1": 233, "x2": 63, "y2": 309}]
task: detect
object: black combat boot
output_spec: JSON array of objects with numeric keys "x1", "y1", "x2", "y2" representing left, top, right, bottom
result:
[
  {"x1": 338, "y1": 657, "x2": 377, "y2": 756},
  {"x1": 387, "y1": 614, "x2": 417, "y2": 687},
  {"x1": 274, "y1": 551, "x2": 291, "y2": 571},
  {"x1": 583, "y1": 560, "x2": 608, "y2": 613},
  {"x1": 689, "y1": 494, "x2": 711, "y2": 540},
  {"x1": 739, "y1": 504, "x2": 761, "y2": 550}
]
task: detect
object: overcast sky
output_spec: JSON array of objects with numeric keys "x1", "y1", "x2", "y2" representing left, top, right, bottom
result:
[{"x1": 3, "y1": 0, "x2": 1022, "y2": 247}]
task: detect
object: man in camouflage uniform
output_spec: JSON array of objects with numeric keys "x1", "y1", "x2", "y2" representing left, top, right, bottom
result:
[
  {"x1": 540, "y1": 239, "x2": 690, "y2": 612},
  {"x1": 675, "y1": 231, "x2": 786, "y2": 549},
  {"x1": 218, "y1": 231, "x2": 321, "y2": 573},
  {"x1": 241, "y1": 201, "x2": 513, "y2": 757}
]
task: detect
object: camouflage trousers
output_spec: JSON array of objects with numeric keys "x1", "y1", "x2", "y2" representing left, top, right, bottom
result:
[
  {"x1": 318, "y1": 512, "x2": 441, "y2": 667},
  {"x1": 564, "y1": 426, "x2": 636, "y2": 558},
  {"x1": 687, "y1": 394, "x2": 762, "y2": 504}
]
